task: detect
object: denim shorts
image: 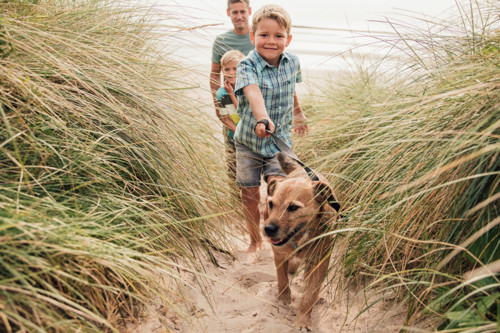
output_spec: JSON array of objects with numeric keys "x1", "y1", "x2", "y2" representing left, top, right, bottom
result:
[{"x1": 235, "y1": 142, "x2": 285, "y2": 188}]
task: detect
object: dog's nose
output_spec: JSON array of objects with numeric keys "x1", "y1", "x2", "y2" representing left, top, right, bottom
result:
[{"x1": 264, "y1": 223, "x2": 279, "y2": 237}]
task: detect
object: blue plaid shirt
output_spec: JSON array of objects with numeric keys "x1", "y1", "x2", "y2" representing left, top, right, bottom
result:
[{"x1": 234, "y1": 49, "x2": 302, "y2": 157}]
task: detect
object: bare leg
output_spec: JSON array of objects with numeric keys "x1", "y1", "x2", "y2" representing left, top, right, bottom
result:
[{"x1": 241, "y1": 186, "x2": 262, "y2": 252}]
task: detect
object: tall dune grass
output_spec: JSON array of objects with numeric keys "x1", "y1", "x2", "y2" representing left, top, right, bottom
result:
[
  {"x1": 0, "y1": 0, "x2": 232, "y2": 331},
  {"x1": 298, "y1": 1, "x2": 499, "y2": 330}
]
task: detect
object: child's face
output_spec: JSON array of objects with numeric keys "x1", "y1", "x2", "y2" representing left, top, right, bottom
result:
[
  {"x1": 250, "y1": 18, "x2": 292, "y2": 67},
  {"x1": 222, "y1": 60, "x2": 238, "y2": 85}
]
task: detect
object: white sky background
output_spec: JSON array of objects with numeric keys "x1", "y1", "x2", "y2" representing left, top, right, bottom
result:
[
  {"x1": 176, "y1": 0, "x2": 458, "y2": 30},
  {"x1": 149, "y1": 0, "x2": 475, "y2": 72}
]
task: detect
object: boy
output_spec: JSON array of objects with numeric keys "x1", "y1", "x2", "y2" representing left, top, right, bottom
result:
[
  {"x1": 233, "y1": 4, "x2": 308, "y2": 252},
  {"x1": 216, "y1": 49, "x2": 245, "y2": 181}
]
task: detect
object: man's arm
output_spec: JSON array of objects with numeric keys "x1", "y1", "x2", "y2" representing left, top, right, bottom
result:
[
  {"x1": 243, "y1": 84, "x2": 274, "y2": 138},
  {"x1": 210, "y1": 61, "x2": 223, "y2": 121},
  {"x1": 293, "y1": 92, "x2": 308, "y2": 135}
]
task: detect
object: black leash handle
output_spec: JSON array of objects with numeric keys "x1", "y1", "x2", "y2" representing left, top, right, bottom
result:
[
  {"x1": 256, "y1": 119, "x2": 319, "y2": 180},
  {"x1": 255, "y1": 119, "x2": 271, "y2": 132}
]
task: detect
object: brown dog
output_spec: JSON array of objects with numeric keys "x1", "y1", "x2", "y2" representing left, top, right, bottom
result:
[{"x1": 264, "y1": 152, "x2": 340, "y2": 331}]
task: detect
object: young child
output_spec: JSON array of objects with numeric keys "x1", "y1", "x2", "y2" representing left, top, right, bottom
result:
[
  {"x1": 233, "y1": 4, "x2": 308, "y2": 252},
  {"x1": 216, "y1": 49, "x2": 245, "y2": 182}
]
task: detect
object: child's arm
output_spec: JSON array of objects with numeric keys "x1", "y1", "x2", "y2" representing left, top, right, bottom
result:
[
  {"x1": 293, "y1": 92, "x2": 308, "y2": 136},
  {"x1": 219, "y1": 110, "x2": 237, "y2": 134},
  {"x1": 221, "y1": 115, "x2": 237, "y2": 134},
  {"x1": 222, "y1": 81, "x2": 238, "y2": 133},
  {"x1": 243, "y1": 84, "x2": 274, "y2": 138},
  {"x1": 217, "y1": 90, "x2": 237, "y2": 133},
  {"x1": 224, "y1": 81, "x2": 238, "y2": 108}
]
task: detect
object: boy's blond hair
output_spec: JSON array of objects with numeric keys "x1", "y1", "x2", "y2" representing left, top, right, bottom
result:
[
  {"x1": 227, "y1": 0, "x2": 249, "y2": 9},
  {"x1": 220, "y1": 49, "x2": 245, "y2": 67},
  {"x1": 251, "y1": 4, "x2": 291, "y2": 36}
]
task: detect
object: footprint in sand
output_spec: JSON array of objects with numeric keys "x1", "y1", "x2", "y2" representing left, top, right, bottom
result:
[{"x1": 238, "y1": 271, "x2": 275, "y2": 288}]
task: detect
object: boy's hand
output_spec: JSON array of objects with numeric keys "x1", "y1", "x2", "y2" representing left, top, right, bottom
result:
[
  {"x1": 293, "y1": 113, "x2": 309, "y2": 136},
  {"x1": 255, "y1": 118, "x2": 274, "y2": 138},
  {"x1": 224, "y1": 80, "x2": 234, "y2": 95}
]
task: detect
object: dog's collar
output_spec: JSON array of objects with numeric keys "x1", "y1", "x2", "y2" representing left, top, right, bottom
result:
[{"x1": 292, "y1": 226, "x2": 317, "y2": 250}]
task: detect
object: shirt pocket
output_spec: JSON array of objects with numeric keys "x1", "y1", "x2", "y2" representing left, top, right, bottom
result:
[{"x1": 279, "y1": 79, "x2": 292, "y2": 93}]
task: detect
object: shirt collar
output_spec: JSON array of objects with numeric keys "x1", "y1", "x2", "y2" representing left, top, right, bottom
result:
[{"x1": 252, "y1": 50, "x2": 290, "y2": 71}]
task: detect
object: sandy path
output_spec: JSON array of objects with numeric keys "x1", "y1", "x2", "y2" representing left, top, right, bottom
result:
[
  {"x1": 127, "y1": 184, "x2": 409, "y2": 333},
  {"x1": 125, "y1": 70, "x2": 411, "y2": 332},
  {"x1": 126, "y1": 234, "x2": 409, "y2": 332}
]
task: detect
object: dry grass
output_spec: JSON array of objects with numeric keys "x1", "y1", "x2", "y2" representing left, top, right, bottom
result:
[
  {"x1": 0, "y1": 0, "x2": 236, "y2": 332},
  {"x1": 298, "y1": 1, "x2": 499, "y2": 330}
]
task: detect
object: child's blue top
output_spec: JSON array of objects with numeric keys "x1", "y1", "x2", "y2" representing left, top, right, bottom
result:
[
  {"x1": 216, "y1": 87, "x2": 240, "y2": 139},
  {"x1": 233, "y1": 49, "x2": 302, "y2": 157}
]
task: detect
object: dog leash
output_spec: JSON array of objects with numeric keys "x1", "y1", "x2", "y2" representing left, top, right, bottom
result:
[
  {"x1": 256, "y1": 119, "x2": 342, "y2": 213},
  {"x1": 256, "y1": 119, "x2": 319, "y2": 181}
]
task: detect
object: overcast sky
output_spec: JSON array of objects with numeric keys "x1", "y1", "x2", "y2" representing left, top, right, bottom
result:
[
  {"x1": 170, "y1": 0, "x2": 461, "y2": 31},
  {"x1": 153, "y1": 0, "x2": 473, "y2": 71}
]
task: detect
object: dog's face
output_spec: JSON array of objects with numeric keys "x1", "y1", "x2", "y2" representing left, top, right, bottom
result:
[{"x1": 264, "y1": 177, "x2": 333, "y2": 246}]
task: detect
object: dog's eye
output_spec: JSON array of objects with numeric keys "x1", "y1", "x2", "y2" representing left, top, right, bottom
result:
[
  {"x1": 287, "y1": 204, "x2": 300, "y2": 212},
  {"x1": 268, "y1": 201, "x2": 274, "y2": 210}
]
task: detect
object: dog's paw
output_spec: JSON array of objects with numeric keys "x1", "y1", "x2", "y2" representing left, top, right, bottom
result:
[
  {"x1": 294, "y1": 316, "x2": 312, "y2": 332},
  {"x1": 277, "y1": 293, "x2": 291, "y2": 305},
  {"x1": 277, "y1": 287, "x2": 291, "y2": 305}
]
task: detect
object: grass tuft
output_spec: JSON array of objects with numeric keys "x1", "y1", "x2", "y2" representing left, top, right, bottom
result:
[
  {"x1": 1, "y1": 0, "x2": 234, "y2": 331},
  {"x1": 299, "y1": 0, "x2": 499, "y2": 330}
]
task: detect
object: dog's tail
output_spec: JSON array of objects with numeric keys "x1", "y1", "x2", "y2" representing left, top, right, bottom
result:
[{"x1": 277, "y1": 152, "x2": 307, "y2": 176}]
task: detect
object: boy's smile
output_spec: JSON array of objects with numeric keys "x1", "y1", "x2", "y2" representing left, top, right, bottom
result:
[{"x1": 250, "y1": 18, "x2": 292, "y2": 68}]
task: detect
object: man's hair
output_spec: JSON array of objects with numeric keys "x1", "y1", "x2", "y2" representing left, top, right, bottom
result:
[
  {"x1": 221, "y1": 49, "x2": 245, "y2": 67},
  {"x1": 252, "y1": 4, "x2": 291, "y2": 35},
  {"x1": 227, "y1": 0, "x2": 250, "y2": 9}
]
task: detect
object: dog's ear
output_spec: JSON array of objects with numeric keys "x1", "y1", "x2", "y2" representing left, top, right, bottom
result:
[
  {"x1": 313, "y1": 181, "x2": 341, "y2": 212},
  {"x1": 267, "y1": 178, "x2": 282, "y2": 196},
  {"x1": 277, "y1": 152, "x2": 301, "y2": 175}
]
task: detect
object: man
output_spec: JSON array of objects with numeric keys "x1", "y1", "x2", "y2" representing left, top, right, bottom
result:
[
  {"x1": 210, "y1": 0, "x2": 254, "y2": 124},
  {"x1": 211, "y1": 0, "x2": 254, "y2": 186}
]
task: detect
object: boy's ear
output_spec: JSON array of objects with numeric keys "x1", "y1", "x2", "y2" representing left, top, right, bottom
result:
[
  {"x1": 286, "y1": 34, "x2": 292, "y2": 47},
  {"x1": 249, "y1": 31, "x2": 255, "y2": 45}
]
